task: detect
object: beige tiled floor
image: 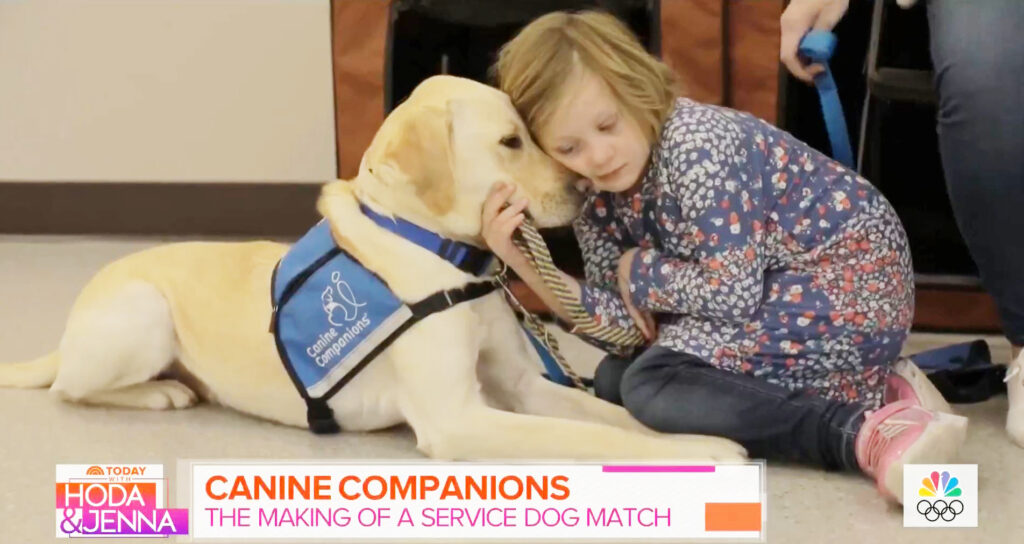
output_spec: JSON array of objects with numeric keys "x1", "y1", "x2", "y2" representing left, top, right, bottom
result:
[{"x1": 1, "y1": 235, "x2": 1021, "y2": 543}]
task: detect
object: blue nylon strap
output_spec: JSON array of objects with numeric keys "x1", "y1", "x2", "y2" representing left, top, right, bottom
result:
[
  {"x1": 798, "y1": 30, "x2": 855, "y2": 168},
  {"x1": 360, "y1": 203, "x2": 493, "y2": 276},
  {"x1": 522, "y1": 325, "x2": 573, "y2": 387}
]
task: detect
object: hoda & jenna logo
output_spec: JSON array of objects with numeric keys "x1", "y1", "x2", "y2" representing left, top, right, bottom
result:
[{"x1": 56, "y1": 464, "x2": 189, "y2": 537}]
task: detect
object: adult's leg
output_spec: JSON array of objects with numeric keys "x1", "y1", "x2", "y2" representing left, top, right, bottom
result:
[{"x1": 928, "y1": 0, "x2": 1024, "y2": 350}]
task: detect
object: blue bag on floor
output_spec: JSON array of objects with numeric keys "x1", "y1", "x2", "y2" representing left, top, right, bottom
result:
[{"x1": 909, "y1": 340, "x2": 1007, "y2": 403}]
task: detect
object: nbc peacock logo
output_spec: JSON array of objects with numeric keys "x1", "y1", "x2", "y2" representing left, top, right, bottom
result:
[{"x1": 916, "y1": 471, "x2": 964, "y2": 522}]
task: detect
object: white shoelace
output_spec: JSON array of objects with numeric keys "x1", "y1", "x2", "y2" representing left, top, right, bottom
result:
[
  {"x1": 1004, "y1": 363, "x2": 1020, "y2": 384},
  {"x1": 865, "y1": 416, "x2": 915, "y2": 471}
]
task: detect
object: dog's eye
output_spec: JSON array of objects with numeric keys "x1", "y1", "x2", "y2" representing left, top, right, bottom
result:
[{"x1": 499, "y1": 135, "x2": 522, "y2": 150}]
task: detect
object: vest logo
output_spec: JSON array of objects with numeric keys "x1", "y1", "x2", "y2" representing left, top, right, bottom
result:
[
  {"x1": 321, "y1": 270, "x2": 367, "y2": 326},
  {"x1": 306, "y1": 269, "x2": 373, "y2": 368}
]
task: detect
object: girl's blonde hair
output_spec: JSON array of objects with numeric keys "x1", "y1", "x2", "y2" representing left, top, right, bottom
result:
[{"x1": 491, "y1": 10, "x2": 680, "y2": 145}]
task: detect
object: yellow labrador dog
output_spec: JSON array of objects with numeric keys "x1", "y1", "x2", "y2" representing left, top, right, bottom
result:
[{"x1": 0, "y1": 76, "x2": 744, "y2": 461}]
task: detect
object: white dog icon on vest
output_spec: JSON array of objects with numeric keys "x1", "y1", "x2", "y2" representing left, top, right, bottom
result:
[{"x1": 321, "y1": 271, "x2": 366, "y2": 326}]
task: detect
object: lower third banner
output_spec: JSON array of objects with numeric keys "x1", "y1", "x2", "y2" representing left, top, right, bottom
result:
[{"x1": 182, "y1": 460, "x2": 765, "y2": 541}]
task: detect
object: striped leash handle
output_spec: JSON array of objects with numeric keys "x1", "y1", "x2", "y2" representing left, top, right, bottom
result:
[
  {"x1": 512, "y1": 218, "x2": 647, "y2": 352},
  {"x1": 494, "y1": 269, "x2": 588, "y2": 390},
  {"x1": 491, "y1": 212, "x2": 649, "y2": 391}
]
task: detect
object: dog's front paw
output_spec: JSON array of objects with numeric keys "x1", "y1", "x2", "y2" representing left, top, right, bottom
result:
[
  {"x1": 141, "y1": 380, "x2": 198, "y2": 410},
  {"x1": 671, "y1": 435, "x2": 748, "y2": 462},
  {"x1": 709, "y1": 441, "x2": 748, "y2": 462}
]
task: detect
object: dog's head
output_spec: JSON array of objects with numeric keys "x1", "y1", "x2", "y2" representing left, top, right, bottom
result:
[{"x1": 336, "y1": 75, "x2": 583, "y2": 243}]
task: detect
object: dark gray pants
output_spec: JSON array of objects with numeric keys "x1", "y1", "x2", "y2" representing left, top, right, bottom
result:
[
  {"x1": 595, "y1": 347, "x2": 866, "y2": 471},
  {"x1": 928, "y1": 0, "x2": 1024, "y2": 344}
]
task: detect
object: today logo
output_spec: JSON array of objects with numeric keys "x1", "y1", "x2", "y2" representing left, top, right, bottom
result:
[
  {"x1": 84, "y1": 465, "x2": 150, "y2": 479},
  {"x1": 55, "y1": 464, "x2": 189, "y2": 538}
]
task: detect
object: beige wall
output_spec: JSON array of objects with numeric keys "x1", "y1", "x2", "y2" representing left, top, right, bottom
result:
[{"x1": 0, "y1": 0, "x2": 336, "y2": 183}]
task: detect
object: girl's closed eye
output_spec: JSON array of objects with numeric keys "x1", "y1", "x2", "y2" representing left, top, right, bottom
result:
[{"x1": 598, "y1": 114, "x2": 619, "y2": 132}]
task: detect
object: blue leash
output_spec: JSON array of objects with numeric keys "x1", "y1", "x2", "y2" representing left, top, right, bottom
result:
[{"x1": 798, "y1": 30, "x2": 855, "y2": 168}]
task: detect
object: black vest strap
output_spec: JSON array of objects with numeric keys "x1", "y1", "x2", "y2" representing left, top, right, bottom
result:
[
  {"x1": 300, "y1": 280, "x2": 499, "y2": 435},
  {"x1": 408, "y1": 280, "x2": 500, "y2": 318}
]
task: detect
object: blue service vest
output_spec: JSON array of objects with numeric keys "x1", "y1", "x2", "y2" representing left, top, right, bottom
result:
[
  {"x1": 272, "y1": 221, "x2": 411, "y2": 400},
  {"x1": 270, "y1": 209, "x2": 579, "y2": 434},
  {"x1": 270, "y1": 218, "x2": 498, "y2": 434}
]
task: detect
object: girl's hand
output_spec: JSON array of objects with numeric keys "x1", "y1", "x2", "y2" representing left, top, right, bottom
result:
[
  {"x1": 481, "y1": 182, "x2": 530, "y2": 269},
  {"x1": 617, "y1": 248, "x2": 656, "y2": 342}
]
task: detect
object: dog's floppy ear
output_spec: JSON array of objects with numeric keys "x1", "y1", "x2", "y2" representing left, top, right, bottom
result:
[{"x1": 381, "y1": 100, "x2": 466, "y2": 216}]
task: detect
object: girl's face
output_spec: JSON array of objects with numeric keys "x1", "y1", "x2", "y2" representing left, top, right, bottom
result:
[{"x1": 537, "y1": 68, "x2": 652, "y2": 194}]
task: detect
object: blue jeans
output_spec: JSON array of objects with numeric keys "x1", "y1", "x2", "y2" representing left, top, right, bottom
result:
[
  {"x1": 928, "y1": 0, "x2": 1024, "y2": 345},
  {"x1": 595, "y1": 347, "x2": 867, "y2": 471}
]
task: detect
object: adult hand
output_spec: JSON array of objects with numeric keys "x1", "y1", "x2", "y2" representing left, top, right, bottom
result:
[
  {"x1": 617, "y1": 248, "x2": 656, "y2": 342},
  {"x1": 780, "y1": 0, "x2": 849, "y2": 82}
]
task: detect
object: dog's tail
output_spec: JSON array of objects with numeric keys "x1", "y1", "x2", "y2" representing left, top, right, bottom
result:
[{"x1": 0, "y1": 351, "x2": 60, "y2": 388}]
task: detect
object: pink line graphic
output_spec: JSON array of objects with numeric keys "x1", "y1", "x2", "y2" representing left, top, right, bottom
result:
[{"x1": 602, "y1": 465, "x2": 716, "y2": 473}]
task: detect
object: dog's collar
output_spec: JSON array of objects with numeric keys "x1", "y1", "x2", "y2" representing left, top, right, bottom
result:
[{"x1": 359, "y1": 203, "x2": 494, "y2": 276}]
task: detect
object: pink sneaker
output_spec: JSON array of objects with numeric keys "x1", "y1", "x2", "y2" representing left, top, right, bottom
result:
[
  {"x1": 855, "y1": 399, "x2": 968, "y2": 503},
  {"x1": 884, "y1": 358, "x2": 953, "y2": 414}
]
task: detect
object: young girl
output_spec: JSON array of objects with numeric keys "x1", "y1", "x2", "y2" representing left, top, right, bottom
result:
[{"x1": 482, "y1": 10, "x2": 968, "y2": 502}]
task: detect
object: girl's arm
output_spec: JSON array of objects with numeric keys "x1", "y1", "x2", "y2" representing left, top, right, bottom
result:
[
  {"x1": 481, "y1": 184, "x2": 652, "y2": 351},
  {"x1": 625, "y1": 112, "x2": 767, "y2": 323},
  {"x1": 572, "y1": 200, "x2": 655, "y2": 338}
]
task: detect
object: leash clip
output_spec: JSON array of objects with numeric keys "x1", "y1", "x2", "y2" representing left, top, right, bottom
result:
[{"x1": 494, "y1": 263, "x2": 527, "y2": 314}]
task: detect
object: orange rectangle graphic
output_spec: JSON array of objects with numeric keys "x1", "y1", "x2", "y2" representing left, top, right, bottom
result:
[{"x1": 704, "y1": 502, "x2": 762, "y2": 532}]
